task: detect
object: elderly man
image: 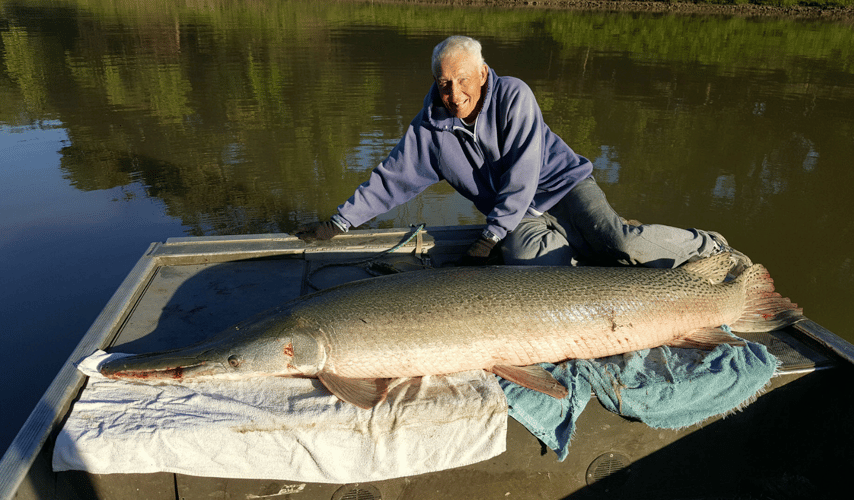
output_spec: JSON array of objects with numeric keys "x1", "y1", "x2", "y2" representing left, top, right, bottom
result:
[{"x1": 299, "y1": 35, "x2": 745, "y2": 270}]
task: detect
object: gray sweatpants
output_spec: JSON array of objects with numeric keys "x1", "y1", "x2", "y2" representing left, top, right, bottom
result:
[{"x1": 502, "y1": 177, "x2": 721, "y2": 268}]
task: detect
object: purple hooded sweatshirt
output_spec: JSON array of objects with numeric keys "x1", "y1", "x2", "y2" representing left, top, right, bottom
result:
[{"x1": 336, "y1": 68, "x2": 593, "y2": 240}]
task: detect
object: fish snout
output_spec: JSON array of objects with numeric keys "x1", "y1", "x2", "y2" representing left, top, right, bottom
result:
[{"x1": 99, "y1": 350, "x2": 217, "y2": 381}]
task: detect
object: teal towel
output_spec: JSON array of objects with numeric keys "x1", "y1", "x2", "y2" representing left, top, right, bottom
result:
[{"x1": 500, "y1": 337, "x2": 778, "y2": 461}]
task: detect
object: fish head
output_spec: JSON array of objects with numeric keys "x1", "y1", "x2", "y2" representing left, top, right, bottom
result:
[{"x1": 100, "y1": 312, "x2": 326, "y2": 382}]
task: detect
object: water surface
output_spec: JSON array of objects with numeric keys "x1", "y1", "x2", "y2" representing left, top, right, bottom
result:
[{"x1": 2, "y1": 0, "x2": 853, "y2": 455}]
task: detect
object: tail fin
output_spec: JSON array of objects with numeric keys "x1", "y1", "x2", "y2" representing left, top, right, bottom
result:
[{"x1": 729, "y1": 264, "x2": 804, "y2": 332}]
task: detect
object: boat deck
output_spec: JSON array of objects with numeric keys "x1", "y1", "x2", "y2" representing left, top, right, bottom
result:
[{"x1": 4, "y1": 226, "x2": 853, "y2": 500}]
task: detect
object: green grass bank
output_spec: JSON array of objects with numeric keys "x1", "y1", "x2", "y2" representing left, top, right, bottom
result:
[{"x1": 366, "y1": 0, "x2": 854, "y2": 20}]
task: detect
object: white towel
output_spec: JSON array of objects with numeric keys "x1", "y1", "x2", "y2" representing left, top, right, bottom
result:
[{"x1": 53, "y1": 350, "x2": 508, "y2": 483}]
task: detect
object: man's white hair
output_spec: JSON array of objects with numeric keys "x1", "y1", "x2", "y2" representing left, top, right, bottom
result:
[{"x1": 431, "y1": 36, "x2": 486, "y2": 78}]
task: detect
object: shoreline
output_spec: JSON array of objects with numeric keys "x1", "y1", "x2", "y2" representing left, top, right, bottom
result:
[{"x1": 355, "y1": 0, "x2": 854, "y2": 21}]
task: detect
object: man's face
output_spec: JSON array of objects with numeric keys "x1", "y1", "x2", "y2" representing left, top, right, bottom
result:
[{"x1": 435, "y1": 51, "x2": 488, "y2": 123}]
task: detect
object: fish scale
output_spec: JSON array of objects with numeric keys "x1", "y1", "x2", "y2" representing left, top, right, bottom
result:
[
  {"x1": 100, "y1": 253, "x2": 803, "y2": 409},
  {"x1": 290, "y1": 263, "x2": 743, "y2": 378}
]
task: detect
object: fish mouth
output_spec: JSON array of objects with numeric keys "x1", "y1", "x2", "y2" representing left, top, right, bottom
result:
[{"x1": 99, "y1": 350, "x2": 214, "y2": 381}]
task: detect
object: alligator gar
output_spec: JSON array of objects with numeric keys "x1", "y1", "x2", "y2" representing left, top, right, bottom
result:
[{"x1": 100, "y1": 253, "x2": 803, "y2": 409}]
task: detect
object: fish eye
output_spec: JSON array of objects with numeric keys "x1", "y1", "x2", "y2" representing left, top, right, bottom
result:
[{"x1": 227, "y1": 355, "x2": 241, "y2": 368}]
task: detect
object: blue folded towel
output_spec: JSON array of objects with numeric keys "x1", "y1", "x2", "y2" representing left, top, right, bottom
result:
[{"x1": 499, "y1": 333, "x2": 778, "y2": 461}]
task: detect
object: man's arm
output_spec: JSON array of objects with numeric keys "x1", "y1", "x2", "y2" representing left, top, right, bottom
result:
[{"x1": 298, "y1": 112, "x2": 441, "y2": 241}]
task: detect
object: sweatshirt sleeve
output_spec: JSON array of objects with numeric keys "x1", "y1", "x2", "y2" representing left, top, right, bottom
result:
[
  {"x1": 336, "y1": 113, "x2": 442, "y2": 229},
  {"x1": 484, "y1": 82, "x2": 544, "y2": 240}
]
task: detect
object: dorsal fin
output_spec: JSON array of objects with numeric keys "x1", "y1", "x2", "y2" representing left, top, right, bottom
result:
[
  {"x1": 491, "y1": 364, "x2": 568, "y2": 399},
  {"x1": 317, "y1": 372, "x2": 391, "y2": 409},
  {"x1": 679, "y1": 253, "x2": 738, "y2": 284}
]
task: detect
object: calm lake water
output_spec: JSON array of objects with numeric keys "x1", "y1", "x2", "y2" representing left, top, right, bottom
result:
[{"x1": 1, "y1": 0, "x2": 853, "y2": 455}]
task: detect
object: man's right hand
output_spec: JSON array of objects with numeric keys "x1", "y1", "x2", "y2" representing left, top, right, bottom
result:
[
  {"x1": 296, "y1": 221, "x2": 344, "y2": 242},
  {"x1": 457, "y1": 235, "x2": 498, "y2": 266}
]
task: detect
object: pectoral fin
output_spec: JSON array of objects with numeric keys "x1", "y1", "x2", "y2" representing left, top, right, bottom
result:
[
  {"x1": 491, "y1": 364, "x2": 568, "y2": 399},
  {"x1": 317, "y1": 372, "x2": 391, "y2": 409},
  {"x1": 666, "y1": 327, "x2": 745, "y2": 350}
]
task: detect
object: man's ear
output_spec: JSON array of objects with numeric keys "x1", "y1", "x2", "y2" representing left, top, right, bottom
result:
[{"x1": 480, "y1": 64, "x2": 489, "y2": 85}]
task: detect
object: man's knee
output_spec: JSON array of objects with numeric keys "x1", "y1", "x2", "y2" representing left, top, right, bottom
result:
[{"x1": 502, "y1": 217, "x2": 577, "y2": 266}]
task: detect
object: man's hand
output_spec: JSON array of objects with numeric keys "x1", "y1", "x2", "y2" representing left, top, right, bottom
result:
[
  {"x1": 296, "y1": 221, "x2": 344, "y2": 242},
  {"x1": 458, "y1": 236, "x2": 497, "y2": 266}
]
